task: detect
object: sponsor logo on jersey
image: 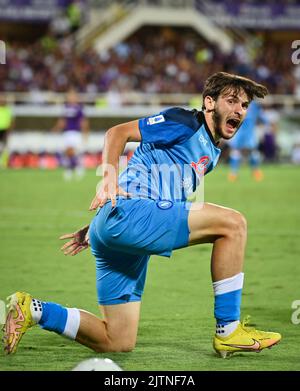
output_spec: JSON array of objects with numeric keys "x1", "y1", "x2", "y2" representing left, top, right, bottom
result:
[
  {"x1": 157, "y1": 200, "x2": 173, "y2": 210},
  {"x1": 190, "y1": 156, "x2": 210, "y2": 175},
  {"x1": 147, "y1": 115, "x2": 165, "y2": 125},
  {"x1": 199, "y1": 134, "x2": 208, "y2": 146}
]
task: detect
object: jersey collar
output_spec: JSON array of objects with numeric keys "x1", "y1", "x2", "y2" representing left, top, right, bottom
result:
[{"x1": 197, "y1": 111, "x2": 220, "y2": 147}]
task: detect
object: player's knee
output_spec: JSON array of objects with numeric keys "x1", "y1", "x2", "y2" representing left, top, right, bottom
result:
[
  {"x1": 117, "y1": 342, "x2": 136, "y2": 353},
  {"x1": 92, "y1": 344, "x2": 135, "y2": 354},
  {"x1": 92, "y1": 338, "x2": 136, "y2": 353},
  {"x1": 113, "y1": 337, "x2": 137, "y2": 353},
  {"x1": 226, "y1": 210, "x2": 247, "y2": 239}
]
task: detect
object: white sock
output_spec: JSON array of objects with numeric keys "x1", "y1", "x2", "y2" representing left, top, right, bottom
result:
[
  {"x1": 62, "y1": 308, "x2": 81, "y2": 340},
  {"x1": 213, "y1": 272, "x2": 244, "y2": 296},
  {"x1": 30, "y1": 298, "x2": 43, "y2": 323},
  {"x1": 216, "y1": 320, "x2": 240, "y2": 337}
]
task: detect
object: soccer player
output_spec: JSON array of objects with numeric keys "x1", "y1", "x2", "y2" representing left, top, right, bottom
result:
[
  {"x1": 227, "y1": 100, "x2": 267, "y2": 182},
  {"x1": 3, "y1": 72, "x2": 281, "y2": 358},
  {"x1": 0, "y1": 95, "x2": 14, "y2": 168},
  {"x1": 52, "y1": 89, "x2": 89, "y2": 180}
]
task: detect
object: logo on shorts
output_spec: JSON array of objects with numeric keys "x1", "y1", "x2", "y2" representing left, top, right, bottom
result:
[{"x1": 157, "y1": 200, "x2": 173, "y2": 210}]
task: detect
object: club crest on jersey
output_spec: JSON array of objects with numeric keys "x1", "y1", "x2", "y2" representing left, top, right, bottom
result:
[
  {"x1": 147, "y1": 115, "x2": 165, "y2": 125},
  {"x1": 157, "y1": 200, "x2": 173, "y2": 210},
  {"x1": 190, "y1": 156, "x2": 210, "y2": 175}
]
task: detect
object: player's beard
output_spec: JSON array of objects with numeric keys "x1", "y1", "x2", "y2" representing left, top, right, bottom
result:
[
  {"x1": 212, "y1": 107, "x2": 240, "y2": 140},
  {"x1": 212, "y1": 108, "x2": 224, "y2": 140}
]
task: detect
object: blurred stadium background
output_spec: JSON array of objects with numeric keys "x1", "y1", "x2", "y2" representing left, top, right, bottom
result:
[
  {"x1": 1, "y1": 0, "x2": 300, "y2": 372},
  {"x1": 0, "y1": 0, "x2": 300, "y2": 167}
]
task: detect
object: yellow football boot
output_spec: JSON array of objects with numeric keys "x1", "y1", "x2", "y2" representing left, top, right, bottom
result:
[
  {"x1": 213, "y1": 316, "x2": 281, "y2": 358},
  {"x1": 2, "y1": 292, "x2": 36, "y2": 354}
]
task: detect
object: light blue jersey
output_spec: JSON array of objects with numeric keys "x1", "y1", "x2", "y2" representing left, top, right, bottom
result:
[
  {"x1": 229, "y1": 101, "x2": 267, "y2": 150},
  {"x1": 90, "y1": 107, "x2": 222, "y2": 305},
  {"x1": 119, "y1": 108, "x2": 221, "y2": 202}
]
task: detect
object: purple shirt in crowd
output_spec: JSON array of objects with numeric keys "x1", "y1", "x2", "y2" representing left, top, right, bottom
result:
[{"x1": 63, "y1": 103, "x2": 84, "y2": 132}]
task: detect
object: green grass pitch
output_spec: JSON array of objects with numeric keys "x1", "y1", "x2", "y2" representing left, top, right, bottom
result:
[{"x1": 0, "y1": 165, "x2": 300, "y2": 371}]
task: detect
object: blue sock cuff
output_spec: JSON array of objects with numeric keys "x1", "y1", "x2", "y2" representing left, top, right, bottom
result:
[
  {"x1": 214, "y1": 289, "x2": 242, "y2": 325},
  {"x1": 40, "y1": 302, "x2": 68, "y2": 334}
]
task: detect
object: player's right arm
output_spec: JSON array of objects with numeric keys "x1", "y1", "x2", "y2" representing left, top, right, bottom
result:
[
  {"x1": 52, "y1": 118, "x2": 65, "y2": 132},
  {"x1": 89, "y1": 120, "x2": 141, "y2": 210},
  {"x1": 59, "y1": 224, "x2": 90, "y2": 256}
]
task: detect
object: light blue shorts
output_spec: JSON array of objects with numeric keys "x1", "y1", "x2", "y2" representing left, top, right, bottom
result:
[{"x1": 89, "y1": 197, "x2": 191, "y2": 305}]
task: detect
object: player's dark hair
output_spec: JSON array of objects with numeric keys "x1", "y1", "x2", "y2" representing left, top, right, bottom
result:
[{"x1": 202, "y1": 72, "x2": 268, "y2": 110}]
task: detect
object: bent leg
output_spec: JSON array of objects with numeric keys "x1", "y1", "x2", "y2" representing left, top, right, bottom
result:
[
  {"x1": 187, "y1": 202, "x2": 247, "y2": 335},
  {"x1": 2, "y1": 291, "x2": 141, "y2": 355},
  {"x1": 76, "y1": 301, "x2": 141, "y2": 352},
  {"x1": 188, "y1": 202, "x2": 247, "y2": 281},
  {"x1": 82, "y1": 220, "x2": 149, "y2": 353}
]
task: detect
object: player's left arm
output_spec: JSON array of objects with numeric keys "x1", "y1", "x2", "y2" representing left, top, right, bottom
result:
[
  {"x1": 59, "y1": 224, "x2": 90, "y2": 256},
  {"x1": 52, "y1": 118, "x2": 66, "y2": 133}
]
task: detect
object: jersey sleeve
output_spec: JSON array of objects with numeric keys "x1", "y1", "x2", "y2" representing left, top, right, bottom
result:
[{"x1": 138, "y1": 108, "x2": 197, "y2": 146}]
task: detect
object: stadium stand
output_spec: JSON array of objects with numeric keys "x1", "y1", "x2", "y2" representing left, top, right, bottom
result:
[
  {"x1": 0, "y1": 26, "x2": 298, "y2": 96},
  {"x1": 0, "y1": 0, "x2": 299, "y2": 167}
]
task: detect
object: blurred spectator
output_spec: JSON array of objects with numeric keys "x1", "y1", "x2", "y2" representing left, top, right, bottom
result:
[
  {"x1": 259, "y1": 106, "x2": 280, "y2": 162},
  {"x1": 50, "y1": 11, "x2": 71, "y2": 38},
  {"x1": 52, "y1": 89, "x2": 90, "y2": 180},
  {"x1": 67, "y1": 0, "x2": 84, "y2": 33},
  {"x1": 291, "y1": 141, "x2": 300, "y2": 164},
  {"x1": 0, "y1": 26, "x2": 298, "y2": 96}
]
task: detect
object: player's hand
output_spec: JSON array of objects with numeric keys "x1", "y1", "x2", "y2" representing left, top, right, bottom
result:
[
  {"x1": 89, "y1": 181, "x2": 131, "y2": 210},
  {"x1": 59, "y1": 224, "x2": 90, "y2": 256}
]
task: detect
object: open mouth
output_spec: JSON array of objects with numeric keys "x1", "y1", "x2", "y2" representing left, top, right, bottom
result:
[{"x1": 226, "y1": 118, "x2": 240, "y2": 131}]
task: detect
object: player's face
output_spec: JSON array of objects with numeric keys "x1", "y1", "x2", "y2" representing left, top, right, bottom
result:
[
  {"x1": 213, "y1": 90, "x2": 249, "y2": 140},
  {"x1": 67, "y1": 91, "x2": 79, "y2": 104}
]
